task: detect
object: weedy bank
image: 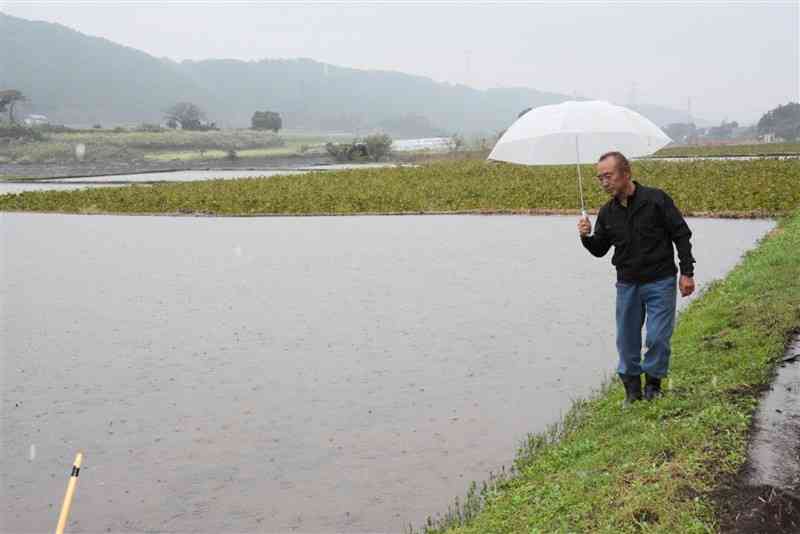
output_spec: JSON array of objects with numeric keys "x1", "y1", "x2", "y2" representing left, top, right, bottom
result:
[
  {"x1": 1, "y1": 159, "x2": 798, "y2": 217},
  {"x1": 0, "y1": 129, "x2": 338, "y2": 164},
  {"x1": 654, "y1": 142, "x2": 800, "y2": 158},
  {"x1": 411, "y1": 209, "x2": 800, "y2": 533}
]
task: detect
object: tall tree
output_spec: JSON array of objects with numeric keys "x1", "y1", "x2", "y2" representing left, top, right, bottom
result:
[
  {"x1": 251, "y1": 110, "x2": 282, "y2": 132},
  {"x1": 664, "y1": 122, "x2": 697, "y2": 144},
  {"x1": 0, "y1": 90, "x2": 26, "y2": 124},
  {"x1": 164, "y1": 102, "x2": 206, "y2": 130},
  {"x1": 758, "y1": 102, "x2": 800, "y2": 141},
  {"x1": 363, "y1": 133, "x2": 393, "y2": 162}
]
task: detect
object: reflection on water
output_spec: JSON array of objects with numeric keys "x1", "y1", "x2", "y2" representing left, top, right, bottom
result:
[{"x1": 0, "y1": 214, "x2": 774, "y2": 533}]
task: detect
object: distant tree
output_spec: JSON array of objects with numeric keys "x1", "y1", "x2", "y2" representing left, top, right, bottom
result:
[
  {"x1": 450, "y1": 133, "x2": 465, "y2": 152},
  {"x1": 364, "y1": 133, "x2": 393, "y2": 162},
  {"x1": 164, "y1": 102, "x2": 206, "y2": 130},
  {"x1": 758, "y1": 102, "x2": 800, "y2": 141},
  {"x1": 181, "y1": 118, "x2": 202, "y2": 130},
  {"x1": 325, "y1": 140, "x2": 370, "y2": 162},
  {"x1": 0, "y1": 90, "x2": 26, "y2": 124},
  {"x1": 476, "y1": 136, "x2": 493, "y2": 151},
  {"x1": 664, "y1": 122, "x2": 697, "y2": 144},
  {"x1": 251, "y1": 110, "x2": 282, "y2": 132},
  {"x1": 325, "y1": 142, "x2": 349, "y2": 162},
  {"x1": 708, "y1": 120, "x2": 739, "y2": 140}
]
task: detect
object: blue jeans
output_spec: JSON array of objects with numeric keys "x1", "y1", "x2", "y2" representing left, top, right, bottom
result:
[{"x1": 615, "y1": 275, "x2": 677, "y2": 378}]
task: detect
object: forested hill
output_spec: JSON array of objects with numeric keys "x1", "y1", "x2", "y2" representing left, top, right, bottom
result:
[
  {"x1": 0, "y1": 13, "x2": 693, "y2": 135},
  {"x1": 0, "y1": 13, "x2": 212, "y2": 127}
]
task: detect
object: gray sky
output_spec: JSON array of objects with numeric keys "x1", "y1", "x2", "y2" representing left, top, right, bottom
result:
[{"x1": 2, "y1": 1, "x2": 798, "y2": 123}]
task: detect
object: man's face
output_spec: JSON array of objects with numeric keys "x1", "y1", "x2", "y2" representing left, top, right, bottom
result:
[{"x1": 596, "y1": 157, "x2": 630, "y2": 197}]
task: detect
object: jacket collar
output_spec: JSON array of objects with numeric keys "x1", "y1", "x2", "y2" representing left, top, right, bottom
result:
[{"x1": 612, "y1": 180, "x2": 648, "y2": 214}]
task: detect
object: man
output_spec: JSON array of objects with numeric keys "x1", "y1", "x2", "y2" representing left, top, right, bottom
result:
[{"x1": 578, "y1": 151, "x2": 695, "y2": 406}]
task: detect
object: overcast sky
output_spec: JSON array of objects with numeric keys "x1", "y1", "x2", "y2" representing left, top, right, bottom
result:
[{"x1": 2, "y1": 1, "x2": 798, "y2": 123}]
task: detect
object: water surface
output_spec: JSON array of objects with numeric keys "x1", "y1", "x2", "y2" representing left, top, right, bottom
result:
[
  {"x1": 0, "y1": 170, "x2": 306, "y2": 195},
  {"x1": 0, "y1": 164, "x2": 406, "y2": 195},
  {"x1": 0, "y1": 214, "x2": 774, "y2": 533}
]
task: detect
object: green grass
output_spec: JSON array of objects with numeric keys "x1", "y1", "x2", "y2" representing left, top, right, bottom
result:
[
  {"x1": 2, "y1": 159, "x2": 798, "y2": 216},
  {"x1": 412, "y1": 209, "x2": 800, "y2": 533},
  {"x1": 44, "y1": 129, "x2": 286, "y2": 150},
  {"x1": 142, "y1": 145, "x2": 316, "y2": 161},
  {"x1": 654, "y1": 142, "x2": 800, "y2": 158}
]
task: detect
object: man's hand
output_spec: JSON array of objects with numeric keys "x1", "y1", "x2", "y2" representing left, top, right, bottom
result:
[
  {"x1": 679, "y1": 275, "x2": 695, "y2": 297},
  {"x1": 577, "y1": 216, "x2": 592, "y2": 237}
]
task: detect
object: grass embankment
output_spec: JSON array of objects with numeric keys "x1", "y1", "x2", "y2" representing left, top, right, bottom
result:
[
  {"x1": 0, "y1": 129, "x2": 339, "y2": 164},
  {"x1": 1, "y1": 159, "x2": 798, "y2": 217},
  {"x1": 654, "y1": 142, "x2": 800, "y2": 158},
  {"x1": 416, "y1": 209, "x2": 800, "y2": 533},
  {"x1": 143, "y1": 145, "x2": 299, "y2": 161}
]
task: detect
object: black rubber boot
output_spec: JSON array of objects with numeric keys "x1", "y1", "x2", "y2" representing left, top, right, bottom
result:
[
  {"x1": 644, "y1": 375, "x2": 663, "y2": 401},
  {"x1": 619, "y1": 373, "x2": 642, "y2": 407}
]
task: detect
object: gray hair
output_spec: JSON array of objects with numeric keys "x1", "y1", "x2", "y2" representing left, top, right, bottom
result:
[{"x1": 598, "y1": 151, "x2": 631, "y2": 176}]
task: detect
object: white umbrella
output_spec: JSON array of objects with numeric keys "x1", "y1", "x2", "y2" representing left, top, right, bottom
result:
[{"x1": 488, "y1": 100, "x2": 671, "y2": 216}]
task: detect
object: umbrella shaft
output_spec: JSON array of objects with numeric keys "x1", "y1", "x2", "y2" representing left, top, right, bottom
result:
[{"x1": 575, "y1": 136, "x2": 586, "y2": 213}]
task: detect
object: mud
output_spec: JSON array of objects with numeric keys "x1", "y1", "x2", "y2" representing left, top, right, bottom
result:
[
  {"x1": 717, "y1": 485, "x2": 800, "y2": 533},
  {"x1": 716, "y1": 335, "x2": 800, "y2": 533}
]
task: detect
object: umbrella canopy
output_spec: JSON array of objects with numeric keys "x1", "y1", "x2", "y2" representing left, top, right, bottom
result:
[{"x1": 488, "y1": 100, "x2": 672, "y2": 166}]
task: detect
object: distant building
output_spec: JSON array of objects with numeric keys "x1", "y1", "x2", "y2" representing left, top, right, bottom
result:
[
  {"x1": 24, "y1": 114, "x2": 49, "y2": 126},
  {"x1": 761, "y1": 132, "x2": 783, "y2": 143},
  {"x1": 391, "y1": 137, "x2": 453, "y2": 152}
]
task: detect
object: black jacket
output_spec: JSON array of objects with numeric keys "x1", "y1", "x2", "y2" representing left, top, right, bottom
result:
[{"x1": 580, "y1": 181, "x2": 695, "y2": 283}]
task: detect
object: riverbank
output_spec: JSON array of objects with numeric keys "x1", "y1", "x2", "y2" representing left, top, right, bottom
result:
[
  {"x1": 654, "y1": 142, "x2": 800, "y2": 158},
  {"x1": 2, "y1": 159, "x2": 798, "y2": 217},
  {"x1": 412, "y1": 209, "x2": 800, "y2": 533},
  {"x1": 0, "y1": 152, "x2": 333, "y2": 180}
]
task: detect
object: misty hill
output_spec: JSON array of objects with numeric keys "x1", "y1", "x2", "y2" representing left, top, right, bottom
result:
[
  {"x1": 1, "y1": 13, "x2": 698, "y2": 136},
  {"x1": 0, "y1": 13, "x2": 213, "y2": 127}
]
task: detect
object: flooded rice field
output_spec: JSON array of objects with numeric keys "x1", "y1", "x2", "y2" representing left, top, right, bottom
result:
[
  {"x1": 0, "y1": 164, "x2": 408, "y2": 195},
  {"x1": 1, "y1": 214, "x2": 774, "y2": 533},
  {"x1": 0, "y1": 170, "x2": 307, "y2": 195}
]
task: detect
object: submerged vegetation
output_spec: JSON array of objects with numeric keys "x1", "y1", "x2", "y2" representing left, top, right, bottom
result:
[
  {"x1": 411, "y1": 209, "x2": 800, "y2": 533},
  {"x1": 1, "y1": 159, "x2": 799, "y2": 217}
]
